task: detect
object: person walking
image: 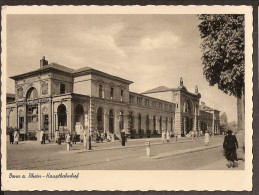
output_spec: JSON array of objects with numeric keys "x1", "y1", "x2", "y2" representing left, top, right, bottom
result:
[
  {"x1": 14, "y1": 129, "x2": 19, "y2": 144},
  {"x1": 55, "y1": 130, "x2": 59, "y2": 144},
  {"x1": 9, "y1": 131, "x2": 14, "y2": 144},
  {"x1": 72, "y1": 130, "x2": 77, "y2": 144},
  {"x1": 223, "y1": 130, "x2": 239, "y2": 168},
  {"x1": 65, "y1": 132, "x2": 72, "y2": 151},
  {"x1": 204, "y1": 130, "x2": 210, "y2": 146},
  {"x1": 174, "y1": 130, "x2": 178, "y2": 142},
  {"x1": 121, "y1": 130, "x2": 126, "y2": 146},
  {"x1": 162, "y1": 130, "x2": 165, "y2": 143},
  {"x1": 166, "y1": 130, "x2": 170, "y2": 143},
  {"x1": 40, "y1": 129, "x2": 44, "y2": 144},
  {"x1": 57, "y1": 132, "x2": 61, "y2": 145}
]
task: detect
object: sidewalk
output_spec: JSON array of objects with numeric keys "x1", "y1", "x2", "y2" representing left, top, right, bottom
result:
[
  {"x1": 196, "y1": 159, "x2": 245, "y2": 170},
  {"x1": 153, "y1": 143, "x2": 222, "y2": 159}
]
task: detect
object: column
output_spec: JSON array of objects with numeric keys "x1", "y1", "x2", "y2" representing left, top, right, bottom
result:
[
  {"x1": 212, "y1": 110, "x2": 215, "y2": 134},
  {"x1": 184, "y1": 117, "x2": 187, "y2": 135},
  {"x1": 193, "y1": 106, "x2": 197, "y2": 132},
  {"x1": 104, "y1": 110, "x2": 109, "y2": 134}
]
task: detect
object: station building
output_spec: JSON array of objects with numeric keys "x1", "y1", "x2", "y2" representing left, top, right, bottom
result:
[{"x1": 6, "y1": 57, "x2": 220, "y2": 141}]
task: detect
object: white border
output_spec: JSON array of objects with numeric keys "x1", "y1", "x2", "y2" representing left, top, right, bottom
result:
[{"x1": 1, "y1": 5, "x2": 253, "y2": 191}]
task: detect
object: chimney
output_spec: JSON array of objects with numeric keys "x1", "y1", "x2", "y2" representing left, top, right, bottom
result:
[
  {"x1": 40, "y1": 56, "x2": 48, "y2": 68},
  {"x1": 195, "y1": 85, "x2": 199, "y2": 94}
]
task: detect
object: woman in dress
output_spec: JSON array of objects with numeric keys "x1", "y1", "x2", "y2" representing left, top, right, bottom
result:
[
  {"x1": 14, "y1": 129, "x2": 19, "y2": 144},
  {"x1": 223, "y1": 130, "x2": 239, "y2": 168},
  {"x1": 204, "y1": 130, "x2": 210, "y2": 146}
]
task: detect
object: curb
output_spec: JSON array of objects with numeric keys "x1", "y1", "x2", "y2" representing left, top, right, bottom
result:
[
  {"x1": 75, "y1": 138, "x2": 218, "y2": 154},
  {"x1": 153, "y1": 144, "x2": 222, "y2": 159}
]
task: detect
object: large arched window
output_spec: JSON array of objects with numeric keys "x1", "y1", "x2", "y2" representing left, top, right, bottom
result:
[
  {"x1": 138, "y1": 114, "x2": 142, "y2": 130},
  {"x1": 97, "y1": 107, "x2": 104, "y2": 130},
  {"x1": 153, "y1": 116, "x2": 156, "y2": 131},
  {"x1": 129, "y1": 112, "x2": 134, "y2": 130},
  {"x1": 26, "y1": 87, "x2": 38, "y2": 99},
  {"x1": 75, "y1": 104, "x2": 84, "y2": 127},
  {"x1": 159, "y1": 116, "x2": 162, "y2": 132},
  {"x1": 109, "y1": 109, "x2": 114, "y2": 133},
  {"x1": 146, "y1": 115, "x2": 149, "y2": 131},
  {"x1": 57, "y1": 104, "x2": 67, "y2": 126}
]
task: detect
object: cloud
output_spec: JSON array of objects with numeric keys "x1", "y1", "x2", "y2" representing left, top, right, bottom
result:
[{"x1": 140, "y1": 32, "x2": 180, "y2": 50}]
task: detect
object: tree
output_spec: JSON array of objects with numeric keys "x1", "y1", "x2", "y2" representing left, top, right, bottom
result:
[
  {"x1": 220, "y1": 112, "x2": 228, "y2": 126},
  {"x1": 198, "y1": 15, "x2": 245, "y2": 159},
  {"x1": 197, "y1": 14, "x2": 245, "y2": 130}
]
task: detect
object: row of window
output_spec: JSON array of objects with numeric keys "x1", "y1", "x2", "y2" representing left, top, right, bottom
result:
[
  {"x1": 130, "y1": 95, "x2": 173, "y2": 111},
  {"x1": 99, "y1": 84, "x2": 124, "y2": 101}
]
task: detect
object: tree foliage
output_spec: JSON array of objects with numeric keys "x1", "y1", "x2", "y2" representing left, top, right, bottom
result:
[
  {"x1": 197, "y1": 14, "x2": 244, "y2": 98},
  {"x1": 220, "y1": 112, "x2": 228, "y2": 126}
]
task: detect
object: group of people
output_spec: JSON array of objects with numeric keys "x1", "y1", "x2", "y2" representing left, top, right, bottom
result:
[
  {"x1": 161, "y1": 130, "x2": 171, "y2": 143},
  {"x1": 54, "y1": 130, "x2": 78, "y2": 145},
  {"x1": 9, "y1": 129, "x2": 19, "y2": 144}
]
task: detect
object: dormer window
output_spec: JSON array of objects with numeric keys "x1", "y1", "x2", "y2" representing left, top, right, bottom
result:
[{"x1": 60, "y1": 83, "x2": 65, "y2": 94}]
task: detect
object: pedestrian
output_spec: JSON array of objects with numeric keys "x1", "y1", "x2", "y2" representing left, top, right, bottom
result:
[
  {"x1": 72, "y1": 130, "x2": 77, "y2": 144},
  {"x1": 174, "y1": 130, "x2": 178, "y2": 142},
  {"x1": 40, "y1": 129, "x2": 44, "y2": 144},
  {"x1": 9, "y1": 131, "x2": 14, "y2": 144},
  {"x1": 57, "y1": 132, "x2": 61, "y2": 145},
  {"x1": 223, "y1": 130, "x2": 239, "y2": 168},
  {"x1": 204, "y1": 130, "x2": 210, "y2": 146},
  {"x1": 14, "y1": 129, "x2": 19, "y2": 144},
  {"x1": 55, "y1": 130, "x2": 59, "y2": 143},
  {"x1": 65, "y1": 132, "x2": 72, "y2": 150},
  {"x1": 191, "y1": 130, "x2": 195, "y2": 140},
  {"x1": 43, "y1": 130, "x2": 46, "y2": 144},
  {"x1": 121, "y1": 130, "x2": 126, "y2": 146},
  {"x1": 162, "y1": 130, "x2": 165, "y2": 143},
  {"x1": 166, "y1": 130, "x2": 170, "y2": 143}
]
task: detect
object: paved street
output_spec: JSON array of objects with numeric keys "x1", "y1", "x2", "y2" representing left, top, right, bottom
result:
[{"x1": 6, "y1": 135, "x2": 244, "y2": 170}]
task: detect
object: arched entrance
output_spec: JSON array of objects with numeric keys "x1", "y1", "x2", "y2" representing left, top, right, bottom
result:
[
  {"x1": 153, "y1": 116, "x2": 156, "y2": 131},
  {"x1": 146, "y1": 115, "x2": 149, "y2": 131},
  {"x1": 97, "y1": 107, "x2": 104, "y2": 132},
  {"x1": 75, "y1": 104, "x2": 84, "y2": 128},
  {"x1": 26, "y1": 88, "x2": 39, "y2": 133},
  {"x1": 109, "y1": 109, "x2": 114, "y2": 133},
  {"x1": 57, "y1": 104, "x2": 67, "y2": 130}
]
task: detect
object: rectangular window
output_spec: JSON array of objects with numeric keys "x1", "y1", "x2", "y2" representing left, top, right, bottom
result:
[
  {"x1": 19, "y1": 117, "x2": 24, "y2": 129},
  {"x1": 110, "y1": 87, "x2": 114, "y2": 100},
  {"x1": 130, "y1": 95, "x2": 134, "y2": 103},
  {"x1": 60, "y1": 83, "x2": 65, "y2": 94},
  {"x1": 152, "y1": 101, "x2": 156, "y2": 108},
  {"x1": 99, "y1": 84, "x2": 103, "y2": 98},
  {"x1": 120, "y1": 90, "x2": 124, "y2": 101},
  {"x1": 137, "y1": 97, "x2": 142, "y2": 105},
  {"x1": 158, "y1": 102, "x2": 162, "y2": 109},
  {"x1": 145, "y1": 99, "x2": 149, "y2": 106}
]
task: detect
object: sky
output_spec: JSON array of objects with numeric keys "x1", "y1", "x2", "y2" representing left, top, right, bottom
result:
[{"x1": 6, "y1": 14, "x2": 237, "y2": 122}]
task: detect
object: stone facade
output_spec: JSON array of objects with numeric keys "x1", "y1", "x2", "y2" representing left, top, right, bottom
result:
[{"x1": 6, "y1": 57, "x2": 219, "y2": 141}]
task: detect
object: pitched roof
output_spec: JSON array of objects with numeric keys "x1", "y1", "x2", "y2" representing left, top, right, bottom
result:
[
  {"x1": 72, "y1": 66, "x2": 92, "y2": 73},
  {"x1": 199, "y1": 104, "x2": 213, "y2": 111},
  {"x1": 46, "y1": 62, "x2": 74, "y2": 73},
  {"x1": 141, "y1": 86, "x2": 172, "y2": 94}
]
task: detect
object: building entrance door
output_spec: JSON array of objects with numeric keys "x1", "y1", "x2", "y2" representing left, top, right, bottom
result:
[{"x1": 109, "y1": 110, "x2": 114, "y2": 133}]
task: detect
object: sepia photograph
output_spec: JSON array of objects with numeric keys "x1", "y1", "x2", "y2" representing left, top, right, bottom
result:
[{"x1": 1, "y1": 6, "x2": 253, "y2": 191}]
